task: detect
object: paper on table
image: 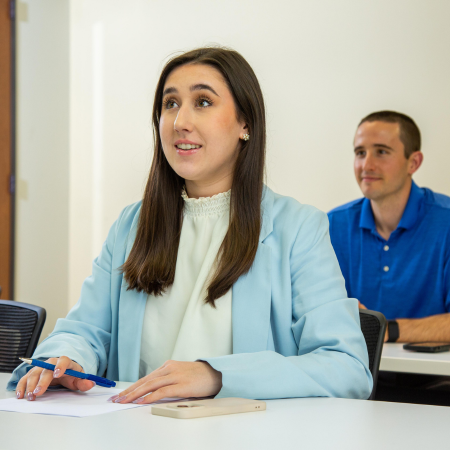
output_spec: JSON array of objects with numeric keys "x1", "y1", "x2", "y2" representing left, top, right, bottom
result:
[{"x1": 0, "y1": 386, "x2": 186, "y2": 417}]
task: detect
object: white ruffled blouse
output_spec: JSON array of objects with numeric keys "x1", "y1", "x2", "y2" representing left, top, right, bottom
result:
[{"x1": 139, "y1": 189, "x2": 233, "y2": 377}]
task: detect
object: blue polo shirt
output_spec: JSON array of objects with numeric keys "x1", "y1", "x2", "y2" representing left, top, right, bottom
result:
[{"x1": 328, "y1": 181, "x2": 450, "y2": 320}]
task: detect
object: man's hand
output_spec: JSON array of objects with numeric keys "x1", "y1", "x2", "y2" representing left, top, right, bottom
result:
[
  {"x1": 108, "y1": 360, "x2": 223, "y2": 405},
  {"x1": 358, "y1": 301, "x2": 367, "y2": 309}
]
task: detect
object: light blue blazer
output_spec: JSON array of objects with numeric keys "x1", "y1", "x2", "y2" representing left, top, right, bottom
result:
[{"x1": 8, "y1": 187, "x2": 372, "y2": 399}]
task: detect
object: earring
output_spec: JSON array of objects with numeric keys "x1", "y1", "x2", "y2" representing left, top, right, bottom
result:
[{"x1": 242, "y1": 133, "x2": 250, "y2": 141}]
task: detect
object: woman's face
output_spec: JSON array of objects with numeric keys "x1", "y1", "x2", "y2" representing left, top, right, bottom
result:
[{"x1": 159, "y1": 63, "x2": 247, "y2": 197}]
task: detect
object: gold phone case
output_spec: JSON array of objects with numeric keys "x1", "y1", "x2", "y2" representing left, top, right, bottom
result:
[{"x1": 151, "y1": 397, "x2": 266, "y2": 419}]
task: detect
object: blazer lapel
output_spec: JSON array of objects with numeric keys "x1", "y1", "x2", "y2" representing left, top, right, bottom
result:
[
  {"x1": 117, "y1": 209, "x2": 147, "y2": 382},
  {"x1": 232, "y1": 187, "x2": 274, "y2": 354}
]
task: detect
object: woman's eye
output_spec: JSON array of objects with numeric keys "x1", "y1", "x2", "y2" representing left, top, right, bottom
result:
[
  {"x1": 197, "y1": 98, "x2": 213, "y2": 108},
  {"x1": 163, "y1": 99, "x2": 179, "y2": 109}
]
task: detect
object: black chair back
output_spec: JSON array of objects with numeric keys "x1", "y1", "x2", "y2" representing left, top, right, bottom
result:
[
  {"x1": 359, "y1": 309, "x2": 386, "y2": 400},
  {"x1": 0, "y1": 300, "x2": 46, "y2": 373}
]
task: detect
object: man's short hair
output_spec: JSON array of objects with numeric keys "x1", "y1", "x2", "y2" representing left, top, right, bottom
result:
[{"x1": 358, "y1": 111, "x2": 421, "y2": 158}]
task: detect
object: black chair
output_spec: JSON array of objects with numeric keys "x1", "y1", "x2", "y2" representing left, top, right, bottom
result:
[
  {"x1": 359, "y1": 309, "x2": 386, "y2": 400},
  {"x1": 0, "y1": 300, "x2": 46, "y2": 373}
]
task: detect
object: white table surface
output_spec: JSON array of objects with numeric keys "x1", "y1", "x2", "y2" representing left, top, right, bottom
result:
[
  {"x1": 381, "y1": 343, "x2": 450, "y2": 376},
  {"x1": 1, "y1": 373, "x2": 450, "y2": 450}
]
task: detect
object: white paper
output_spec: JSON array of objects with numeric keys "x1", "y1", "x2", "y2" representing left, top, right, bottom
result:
[{"x1": 0, "y1": 386, "x2": 186, "y2": 417}]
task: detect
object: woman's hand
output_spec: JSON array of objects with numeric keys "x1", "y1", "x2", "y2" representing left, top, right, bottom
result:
[
  {"x1": 109, "y1": 360, "x2": 222, "y2": 404},
  {"x1": 15, "y1": 356, "x2": 95, "y2": 401}
]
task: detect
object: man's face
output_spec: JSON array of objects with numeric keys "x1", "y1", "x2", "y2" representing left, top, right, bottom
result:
[{"x1": 354, "y1": 121, "x2": 416, "y2": 201}]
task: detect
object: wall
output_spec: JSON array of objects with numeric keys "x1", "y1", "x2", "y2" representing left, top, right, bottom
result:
[
  {"x1": 16, "y1": 1, "x2": 450, "y2": 328},
  {"x1": 68, "y1": 0, "x2": 450, "y2": 307},
  {"x1": 15, "y1": 0, "x2": 70, "y2": 338}
]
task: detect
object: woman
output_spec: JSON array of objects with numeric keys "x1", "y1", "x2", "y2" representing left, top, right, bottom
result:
[{"x1": 9, "y1": 47, "x2": 372, "y2": 403}]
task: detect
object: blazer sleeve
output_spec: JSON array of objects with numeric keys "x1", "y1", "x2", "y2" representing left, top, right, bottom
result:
[
  {"x1": 6, "y1": 207, "x2": 128, "y2": 391},
  {"x1": 204, "y1": 208, "x2": 373, "y2": 400}
]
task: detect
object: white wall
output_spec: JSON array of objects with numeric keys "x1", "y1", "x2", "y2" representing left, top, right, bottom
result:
[
  {"x1": 17, "y1": 1, "x2": 450, "y2": 329},
  {"x1": 15, "y1": 0, "x2": 70, "y2": 339},
  {"x1": 68, "y1": 0, "x2": 450, "y2": 307}
]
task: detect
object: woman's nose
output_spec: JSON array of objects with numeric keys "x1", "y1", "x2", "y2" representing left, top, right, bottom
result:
[{"x1": 174, "y1": 106, "x2": 193, "y2": 133}]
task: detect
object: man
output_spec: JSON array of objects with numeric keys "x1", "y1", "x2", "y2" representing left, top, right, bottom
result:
[{"x1": 328, "y1": 111, "x2": 450, "y2": 344}]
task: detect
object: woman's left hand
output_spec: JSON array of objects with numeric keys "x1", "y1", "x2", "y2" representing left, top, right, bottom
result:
[{"x1": 108, "y1": 360, "x2": 222, "y2": 404}]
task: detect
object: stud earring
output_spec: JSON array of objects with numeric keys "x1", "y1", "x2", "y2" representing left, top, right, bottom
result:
[{"x1": 242, "y1": 133, "x2": 250, "y2": 141}]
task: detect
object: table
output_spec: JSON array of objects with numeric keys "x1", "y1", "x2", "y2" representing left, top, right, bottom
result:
[
  {"x1": 1, "y1": 373, "x2": 450, "y2": 450},
  {"x1": 381, "y1": 343, "x2": 450, "y2": 376}
]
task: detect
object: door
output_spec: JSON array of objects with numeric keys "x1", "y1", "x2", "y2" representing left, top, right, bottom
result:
[{"x1": 0, "y1": 0, "x2": 14, "y2": 300}]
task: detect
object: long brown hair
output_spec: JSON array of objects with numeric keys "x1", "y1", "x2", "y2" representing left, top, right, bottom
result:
[{"x1": 122, "y1": 47, "x2": 266, "y2": 306}]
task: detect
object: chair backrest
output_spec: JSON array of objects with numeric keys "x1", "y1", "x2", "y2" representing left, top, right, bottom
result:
[
  {"x1": 0, "y1": 300, "x2": 46, "y2": 373},
  {"x1": 359, "y1": 309, "x2": 386, "y2": 400}
]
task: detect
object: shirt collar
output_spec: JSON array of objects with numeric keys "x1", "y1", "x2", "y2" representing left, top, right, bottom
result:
[
  {"x1": 359, "y1": 180, "x2": 424, "y2": 232},
  {"x1": 397, "y1": 180, "x2": 424, "y2": 230},
  {"x1": 359, "y1": 197, "x2": 376, "y2": 231}
]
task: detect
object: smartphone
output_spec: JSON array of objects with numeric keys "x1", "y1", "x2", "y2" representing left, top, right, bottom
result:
[
  {"x1": 403, "y1": 342, "x2": 450, "y2": 353},
  {"x1": 151, "y1": 397, "x2": 266, "y2": 419}
]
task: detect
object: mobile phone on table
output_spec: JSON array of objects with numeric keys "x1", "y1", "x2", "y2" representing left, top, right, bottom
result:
[
  {"x1": 403, "y1": 342, "x2": 450, "y2": 353},
  {"x1": 151, "y1": 397, "x2": 266, "y2": 419}
]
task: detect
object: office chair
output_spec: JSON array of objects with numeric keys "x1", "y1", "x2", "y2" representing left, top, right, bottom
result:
[
  {"x1": 0, "y1": 300, "x2": 46, "y2": 373},
  {"x1": 359, "y1": 309, "x2": 387, "y2": 400}
]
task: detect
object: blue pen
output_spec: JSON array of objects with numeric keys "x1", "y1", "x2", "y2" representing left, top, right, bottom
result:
[{"x1": 19, "y1": 358, "x2": 116, "y2": 388}]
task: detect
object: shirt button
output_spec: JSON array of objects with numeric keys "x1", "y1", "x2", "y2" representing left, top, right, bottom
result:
[
  {"x1": 384, "y1": 245, "x2": 389, "y2": 251},
  {"x1": 383, "y1": 266, "x2": 389, "y2": 272}
]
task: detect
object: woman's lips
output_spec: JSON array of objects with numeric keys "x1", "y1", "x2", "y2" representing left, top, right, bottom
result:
[{"x1": 175, "y1": 145, "x2": 200, "y2": 156}]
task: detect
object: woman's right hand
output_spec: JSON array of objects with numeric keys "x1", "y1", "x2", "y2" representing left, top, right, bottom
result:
[{"x1": 15, "y1": 356, "x2": 96, "y2": 401}]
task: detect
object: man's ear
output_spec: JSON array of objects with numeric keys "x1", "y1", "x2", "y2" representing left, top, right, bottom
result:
[{"x1": 408, "y1": 151, "x2": 423, "y2": 175}]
